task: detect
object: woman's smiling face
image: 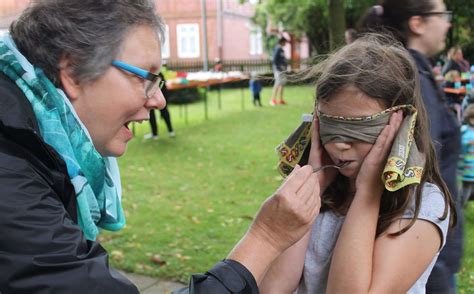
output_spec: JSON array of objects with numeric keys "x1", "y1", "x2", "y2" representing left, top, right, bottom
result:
[{"x1": 66, "y1": 25, "x2": 166, "y2": 157}]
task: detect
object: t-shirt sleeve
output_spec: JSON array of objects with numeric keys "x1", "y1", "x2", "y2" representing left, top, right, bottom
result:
[{"x1": 401, "y1": 183, "x2": 450, "y2": 249}]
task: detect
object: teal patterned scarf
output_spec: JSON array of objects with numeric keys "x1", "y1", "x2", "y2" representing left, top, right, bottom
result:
[{"x1": 0, "y1": 34, "x2": 125, "y2": 240}]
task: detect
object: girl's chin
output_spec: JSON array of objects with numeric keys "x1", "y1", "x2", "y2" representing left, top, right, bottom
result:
[{"x1": 339, "y1": 164, "x2": 359, "y2": 179}]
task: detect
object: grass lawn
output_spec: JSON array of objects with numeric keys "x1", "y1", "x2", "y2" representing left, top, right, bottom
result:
[{"x1": 99, "y1": 85, "x2": 474, "y2": 291}]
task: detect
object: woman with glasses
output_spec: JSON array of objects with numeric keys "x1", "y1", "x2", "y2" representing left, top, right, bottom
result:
[
  {"x1": 358, "y1": 1, "x2": 463, "y2": 293},
  {"x1": 0, "y1": 0, "x2": 321, "y2": 293}
]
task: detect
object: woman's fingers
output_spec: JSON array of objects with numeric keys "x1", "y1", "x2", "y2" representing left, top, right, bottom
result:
[
  {"x1": 250, "y1": 165, "x2": 321, "y2": 252},
  {"x1": 296, "y1": 172, "x2": 319, "y2": 206},
  {"x1": 279, "y1": 165, "x2": 313, "y2": 195}
]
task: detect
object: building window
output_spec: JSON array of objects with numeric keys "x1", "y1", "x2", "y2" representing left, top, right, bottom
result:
[
  {"x1": 176, "y1": 24, "x2": 200, "y2": 58},
  {"x1": 161, "y1": 25, "x2": 170, "y2": 59},
  {"x1": 249, "y1": 26, "x2": 263, "y2": 55}
]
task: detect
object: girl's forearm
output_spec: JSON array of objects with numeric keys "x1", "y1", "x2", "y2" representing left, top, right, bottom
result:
[
  {"x1": 326, "y1": 189, "x2": 381, "y2": 293},
  {"x1": 260, "y1": 231, "x2": 311, "y2": 294}
]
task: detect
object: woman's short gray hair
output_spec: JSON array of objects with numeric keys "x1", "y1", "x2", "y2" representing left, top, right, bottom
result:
[{"x1": 10, "y1": 0, "x2": 165, "y2": 87}]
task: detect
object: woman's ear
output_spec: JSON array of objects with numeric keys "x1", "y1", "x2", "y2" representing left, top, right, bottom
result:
[
  {"x1": 59, "y1": 57, "x2": 81, "y2": 101},
  {"x1": 407, "y1": 15, "x2": 426, "y2": 36}
]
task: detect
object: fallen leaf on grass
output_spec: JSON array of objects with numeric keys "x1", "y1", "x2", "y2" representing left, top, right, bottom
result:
[
  {"x1": 187, "y1": 215, "x2": 201, "y2": 224},
  {"x1": 174, "y1": 253, "x2": 191, "y2": 261},
  {"x1": 110, "y1": 250, "x2": 124, "y2": 262},
  {"x1": 150, "y1": 254, "x2": 167, "y2": 266},
  {"x1": 97, "y1": 234, "x2": 114, "y2": 243},
  {"x1": 136, "y1": 263, "x2": 153, "y2": 271}
]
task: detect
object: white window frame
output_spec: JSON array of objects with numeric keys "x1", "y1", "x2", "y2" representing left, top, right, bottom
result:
[
  {"x1": 176, "y1": 24, "x2": 200, "y2": 58},
  {"x1": 161, "y1": 25, "x2": 170, "y2": 59},
  {"x1": 249, "y1": 26, "x2": 263, "y2": 55}
]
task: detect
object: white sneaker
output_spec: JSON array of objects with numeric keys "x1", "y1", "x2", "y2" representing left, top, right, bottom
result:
[
  {"x1": 144, "y1": 133, "x2": 159, "y2": 140},
  {"x1": 168, "y1": 131, "x2": 176, "y2": 137}
]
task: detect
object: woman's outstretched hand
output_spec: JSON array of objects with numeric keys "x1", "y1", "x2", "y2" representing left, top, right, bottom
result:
[
  {"x1": 308, "y1": 116, "x2": 338, "y2": 192},
  {"x1": 227, "y1": 165, "x2": 320, "y2": 284},
  {"x1": 249, "y1": 165, "x2": 321, "y2": 253},
  {"x1": 356, "y1": 110, "x2": 403, "y2": 194}
]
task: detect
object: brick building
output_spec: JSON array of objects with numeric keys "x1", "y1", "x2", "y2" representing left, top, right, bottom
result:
[{"x1": 158, "y1": 0, "x2": 266, "y2": 62}]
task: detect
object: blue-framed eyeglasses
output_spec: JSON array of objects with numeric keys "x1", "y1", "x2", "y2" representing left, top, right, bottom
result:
[{"x1": 112, "y1": 60, "x2": 164, "y2": 99}]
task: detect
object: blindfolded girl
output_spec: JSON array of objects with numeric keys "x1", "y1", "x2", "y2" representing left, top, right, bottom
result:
[{"x1": 262, "y1": 33, "x2": 456, "y2": 294}]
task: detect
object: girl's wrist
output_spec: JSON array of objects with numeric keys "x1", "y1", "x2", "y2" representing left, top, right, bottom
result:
[{"x1": 354, "y1": 185, "x2": 384, "y2": 203}]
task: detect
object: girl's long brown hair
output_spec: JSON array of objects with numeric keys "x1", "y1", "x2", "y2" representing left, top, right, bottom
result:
[{"x1": 305, "y1": 34, "x2": 455, "y2": 236}]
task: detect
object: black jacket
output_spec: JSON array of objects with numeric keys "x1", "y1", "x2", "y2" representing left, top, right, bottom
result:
[
  {"x1": 0, "y1": 73, "x2": 258, "y2": 293},
  {"x1": 409, "y1": 50, "x2": 464, "y2": 277}
]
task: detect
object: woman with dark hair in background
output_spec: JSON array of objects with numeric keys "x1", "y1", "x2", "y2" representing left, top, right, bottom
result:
[{"x1": 358, "y1": 1, "x2": 463, "y2": 293}]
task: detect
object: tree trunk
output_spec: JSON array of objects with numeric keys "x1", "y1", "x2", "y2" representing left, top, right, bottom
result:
[{"x1": 328, "y1": 0, "x2": 346, "y2": 50}]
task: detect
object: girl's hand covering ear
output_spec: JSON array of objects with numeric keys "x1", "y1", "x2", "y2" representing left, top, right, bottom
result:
[{"x1": 356, "y1": 110, "x2": 404, "y2": 194}]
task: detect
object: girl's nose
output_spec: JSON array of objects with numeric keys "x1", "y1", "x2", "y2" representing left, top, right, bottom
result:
[
  {"x1": 333, "y1": 141, "x2": 352, "y2": 150},
  {"x1": 146, "y1": 88, "x2": 166, "y2": 110}
]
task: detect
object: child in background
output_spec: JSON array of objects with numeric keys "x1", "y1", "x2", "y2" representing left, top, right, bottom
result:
[
  {"x1": 264, "y1": 34, "x2": 456, "y2": 294},
  {"x1": 460, "y1": 104, "x2": 474, "y2": 207},
  {"x1": 249, "y1": 72, "x2": 262, "y2": 107}
]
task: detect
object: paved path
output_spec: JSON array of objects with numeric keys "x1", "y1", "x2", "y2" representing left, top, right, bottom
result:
[{"x1": 120, "y1": 271, "x2": 186, "y2": 294}]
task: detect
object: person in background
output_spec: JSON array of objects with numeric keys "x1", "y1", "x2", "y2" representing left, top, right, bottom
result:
[
  {"x1": 0, "y1": 1, "x2": 321, "y2": 293},
  {"x1": 460, "y1": 104, "x2": 474, "y2": 207},
  {"x1": 270, "y1": 37, "x2": 288, "y2": 106},
  {"x1": 213, "y1": 57, "x2": 223, "y2": 72},
  {"x1": 358, "y1": 1, "x2": 463, "y2": 293},
  {"x1": 442, "y1": 46, "x2": 470, "y2": 76},
  {"x1": 145, "y1": 72, "x2": 175, "y2": 139},
  {"x1": 249, "y1": 72, "x2": 263, "y2": 107},
  {"x1": 344, "y1": 28, "x2": 357, "y2": 44}
]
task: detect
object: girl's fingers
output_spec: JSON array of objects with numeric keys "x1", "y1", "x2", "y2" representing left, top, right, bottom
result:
[
  {"x1": 371, "y1": 111, "x2": 403, "y2": 159},
  {"x1": 385, "y1": 111, "x2": 403, "y2": 147},
  {"x1": 312, "y1": 117, "x2": 320, "y2": 147},
  {"x1": 309, "y1": 117, "x2": 324, "y2": 165}
]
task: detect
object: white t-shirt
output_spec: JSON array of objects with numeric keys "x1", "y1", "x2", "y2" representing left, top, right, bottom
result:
[{"x1": 298, "y1": 183, "x2": 450, "y2": 294}]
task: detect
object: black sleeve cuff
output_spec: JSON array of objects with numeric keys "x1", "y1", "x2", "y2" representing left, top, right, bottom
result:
[
  {"x1": 173, "y1": 259, "x2": 259, "y2": 294},
  {"x1": 220, "y1": 259, "x2": 258, "y2": 293}
]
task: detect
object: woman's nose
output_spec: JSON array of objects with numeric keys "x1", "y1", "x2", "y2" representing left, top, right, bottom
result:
[{"x1": 146, "y1": 88, "x2": 166, "y2": 110}]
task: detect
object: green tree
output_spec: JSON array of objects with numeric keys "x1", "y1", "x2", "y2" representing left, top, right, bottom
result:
[
  {"x1": 253, "y1": 0, "x2": 327, "y2": 54},
  {"x1": 254, "y1": 0, "x2": 372, "y2": 54},
  {"x1": 255, "y1": 0, "x2": 474, "y2": 59},
  {"x1": 328, "y1": 0, "x2": 346, "y2": 49},
  {"x1": 445, "y1": 0, "x2": 474, "y2": 61}
]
